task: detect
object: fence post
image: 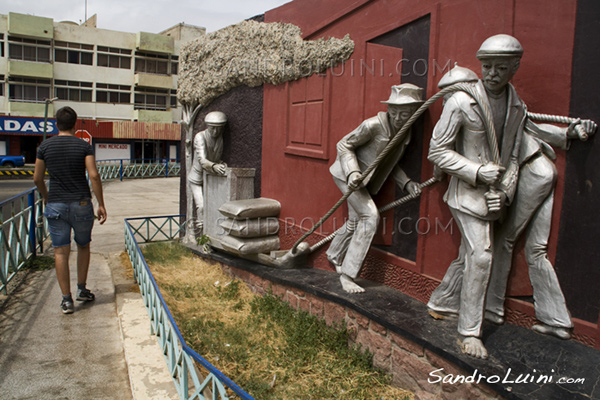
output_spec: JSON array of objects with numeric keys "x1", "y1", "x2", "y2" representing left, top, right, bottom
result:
[
  {"x1": 120, "y1": 159, "x2": 124, "y2": 181},
  {"x1": 165, "y1": 158, "x2": 169, "y2": 178},
  {"x1": 28, "y1": 191, "x2": 37, "y2": 257}
]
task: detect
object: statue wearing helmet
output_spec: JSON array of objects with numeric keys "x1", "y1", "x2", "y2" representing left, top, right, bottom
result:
[
  {"x1": 188, "y1": 111, "x2": 228, "y2": 234},
  {"x1": 427, "y1": 34, "x2": 597, "y2": 359}
]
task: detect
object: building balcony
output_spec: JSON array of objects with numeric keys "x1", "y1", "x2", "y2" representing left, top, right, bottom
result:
[
  {"x1": 136, "y1": 32, "x2": 174, "y2": 54},
  {"x1": 8, "y1": 12, "x2": 53, "y2": 39},
  {"x1": 134, "y1": 109, "x2": 173, "y2": 123},
  {"x1": 8, "y1": 60, "x2": 53, "y2": 79},
  {"x1": 134, "y1": 73, "x2": 173, "y2": 89},
  {"x1": 8, "y1": 101, "x2": 50, "y2": 117}
]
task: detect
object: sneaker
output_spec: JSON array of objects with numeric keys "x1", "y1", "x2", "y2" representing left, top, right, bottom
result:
[
  {"x1": 76, "y1": 288, "x2": 95, "y2": 302},
  {"x1": 61, "y1": 298, "x2": 74, "y2": 314}
]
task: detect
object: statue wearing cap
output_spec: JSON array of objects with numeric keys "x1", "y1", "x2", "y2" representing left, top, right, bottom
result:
[
  {"x1": 327, "y1": 83, "x2": 424, "y2": 293},
  {"x1": 427, "y1": 34, "x2": 597, "y2": 359},
  {"x1": 188, "y1": 111, "x2": 228, "y2": 234}
]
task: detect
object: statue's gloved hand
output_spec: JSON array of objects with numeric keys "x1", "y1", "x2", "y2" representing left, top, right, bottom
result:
[
  {"x1": 405, "y1": 181, "x2": 421, "y2": 196},
  {"x1": 484, "y1": 190, "x2": 506, "y2": 213},
  {"x1": 347, "y1": 171, "x2": 363, "y2": 190},
  {"x1": 568, "y1": 118, "x2": 597, "y2": 140},
  {"x1": 477, "y1": 162, "x2": 505, "y2": 186},
  {"x1": 213, "y1": 163, "x2": 227, "y2": 175}
]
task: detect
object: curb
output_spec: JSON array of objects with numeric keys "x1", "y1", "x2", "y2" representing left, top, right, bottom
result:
[{"x1": 0, "y1": 169, "x2": 47, "y2": 180}]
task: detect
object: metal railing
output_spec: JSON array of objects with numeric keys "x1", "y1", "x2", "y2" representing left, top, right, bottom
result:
[
  {"x1": 1, "y1": 157, "x2": 178, "y2": 292},
  {"x1": 124, "y1": 215, "x2": 254, "y2": 400},
  {"x1": 0, "y1": 189, "x2": 48, "y2": 294},
  {"x1": 97, "y1": 158, "x2": 181, "y2": 181}
]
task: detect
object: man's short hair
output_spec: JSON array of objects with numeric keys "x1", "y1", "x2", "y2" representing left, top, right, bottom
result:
[{"x1": 56, "y1": 106, "x2": 78, "y2": 131}]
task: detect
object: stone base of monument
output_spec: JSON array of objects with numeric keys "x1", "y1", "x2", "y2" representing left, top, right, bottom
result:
[
  {"x1": 191, "y1": 170, "x2": 599, "y2": 399},
  {"x1": 186, "y1": 246, "x2": 600, "y2": 400}
]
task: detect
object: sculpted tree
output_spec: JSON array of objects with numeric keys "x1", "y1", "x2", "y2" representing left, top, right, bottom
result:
[{"x1": 177, "y1": 20, "x2": 354, "y2": 242}]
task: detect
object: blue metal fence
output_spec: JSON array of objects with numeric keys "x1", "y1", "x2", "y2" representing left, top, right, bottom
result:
[
  {"x1": 97, "y1": 158, "x2": 181, "y2": 181},
  {"x1": 124, "y1": 215, "x2": 255, "y2": 400},
  {"x1": 0, "y1": 189, "x2": 48, "y2": 294}
]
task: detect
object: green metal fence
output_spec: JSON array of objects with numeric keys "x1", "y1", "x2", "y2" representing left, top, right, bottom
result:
[
  {"x1": 0, "y1": 189, "x2": 48, "y2": 294},
  {"x1": 124, "y1": 216, "x2": 254, "y2": 400},
  {"x1": 97, "y1": 159, "x2": 181, "y2": 181}
]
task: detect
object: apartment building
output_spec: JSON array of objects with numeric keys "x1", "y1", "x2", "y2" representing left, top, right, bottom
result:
[{"x1": 0, "y1": 12, "x2": 205, "y2": 162}]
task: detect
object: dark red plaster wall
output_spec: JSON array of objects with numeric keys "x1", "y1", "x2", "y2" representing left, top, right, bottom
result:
[{"x1": 261, "y1": 0, "x2": 596, "y2": 342}]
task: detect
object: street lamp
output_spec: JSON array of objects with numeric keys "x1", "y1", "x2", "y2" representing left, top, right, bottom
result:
[{"x1": 43, "y1": 97, "x2": 59, "y2": 141}]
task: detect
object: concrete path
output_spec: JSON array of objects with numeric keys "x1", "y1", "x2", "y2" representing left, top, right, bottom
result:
[{"x1": 0, "y1": 177, "x2": 181, "y2": 399}]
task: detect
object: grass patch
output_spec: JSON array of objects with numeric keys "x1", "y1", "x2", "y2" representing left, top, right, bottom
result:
[
  {"x1": 140, "y1": 242, "x2": 413, "y2": 400},
  {"x1": 24, "y1": 255, "x2": 55, "y2": 270},
  {"x1": 140, "y1": 241, "x2": 191, "y2": 264}
]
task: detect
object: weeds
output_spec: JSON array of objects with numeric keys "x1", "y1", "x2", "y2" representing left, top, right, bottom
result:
[
  {"x1": 24, "y1": 255, "x2": 55, "y2": 270},
  {"x1": 140, "y1": 241, "x2": 191, "y2": 264},
  {"x1": 140, "y1": 242, "x2": 413, "y2": 400}
]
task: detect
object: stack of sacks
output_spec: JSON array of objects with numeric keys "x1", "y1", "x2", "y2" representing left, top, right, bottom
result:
[{"x1": 218, "y1": 198, "x2": 281, "y2": 255}]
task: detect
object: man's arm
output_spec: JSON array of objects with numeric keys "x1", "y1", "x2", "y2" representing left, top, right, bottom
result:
[
  {"x1": 85, "y1": 155, "x2": 107, "y2": 224},
  {"x1": 33, "y1": 158, "x2": 48, "y2": 203},
  {"x1": 428, "y1": 95, "x2": 484, "y2": 186},
  {"x1": 195, "y1": 133, "x2": 226, "y2": 175},
  {"x1": 524, "y1": 118, "x2": 596, "y2": 149},
  {"x1": 337, "y1": 121, "x2": 373, "y2": 189}
]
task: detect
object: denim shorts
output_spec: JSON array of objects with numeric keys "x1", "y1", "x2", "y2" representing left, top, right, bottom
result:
[{"x1": 44, "y1": 200, "x2": 95, "y2": 247}]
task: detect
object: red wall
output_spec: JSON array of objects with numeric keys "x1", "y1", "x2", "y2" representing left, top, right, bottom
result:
[{"x1": 262, "y1": 0, "x2": 592, "y2": 343}]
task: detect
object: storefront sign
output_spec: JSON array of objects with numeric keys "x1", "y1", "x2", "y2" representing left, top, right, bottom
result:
[
  {"x1": 95, "y1": 142, "x2": 131, "y2": 161},
  {"x1": 0, "y1": 117, "x2": 58, "y2": 135}
]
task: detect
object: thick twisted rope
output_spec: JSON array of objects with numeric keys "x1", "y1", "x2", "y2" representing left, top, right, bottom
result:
[
  {"x1": 308, "y1": 176, "x2": 438, "y2": 253},
  {"x1": 290, "y1": 82, "x2": 497, "y2": 254}
]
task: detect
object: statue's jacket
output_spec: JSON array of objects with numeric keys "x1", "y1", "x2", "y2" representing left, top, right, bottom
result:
[
  {"x1": 428, "y1": 80, "x2": 569, "y2": 220},
  {"x1": 330, "y1": 111, "x2": 412, "y2": 195},
  {"x1": 188, "y1": 129, "x2": 224, "y2": 185}
]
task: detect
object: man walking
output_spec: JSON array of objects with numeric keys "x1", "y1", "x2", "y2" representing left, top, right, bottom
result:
[{"x1": 34, "y1": 106, "x2": 107, "y2": 314}]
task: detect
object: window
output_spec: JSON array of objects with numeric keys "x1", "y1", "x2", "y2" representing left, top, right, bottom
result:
[
  {"x1": 97, "y1": 46, "x2": 131, "y2": 69},
  {"x1": 0, "y1": 34, "x2": 4, "y2": 57},
  {"x1": 8, "y1": 36, "x2": 51, "y2": 63},
  {"x1": 135, "y1": 51, "x2": 170, "y2": 75},
  {"x1": 134, "y1": 87, "x2": 169, "y2": 110},
  {"x1": 0, "y1": 75, "x2": 4, "y2": 97},
  {"x1": 96, "y1": 83, "x2": 131, "y2": 104},
  {"x1": 54, "y1": 41, "x2": 93, "y2": 65},
  {"x1": 171, "y1": 55, "x2": 179, "y2": 75},
  {"x1": 8, "y1": 77, "x2": 51, "y2": 102},
  {"x1": 170, "y1": 89, "x2": 178, "y2": 107},
  {"x1": 55, "y1": 80, "x2": 93, "y2": 102},
  {"x1": 285, "y1": 73, "x2": 330, "y2": 159}
]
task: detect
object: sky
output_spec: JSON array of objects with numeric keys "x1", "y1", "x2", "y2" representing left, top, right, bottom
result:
[{"x1": 0, "y1": 0, "x2": 292, "y2": 33}]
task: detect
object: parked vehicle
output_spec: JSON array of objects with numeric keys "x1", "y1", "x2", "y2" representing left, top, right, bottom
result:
[{"x1": 0, "y1": 155, "x2": 26, "y2": 168}]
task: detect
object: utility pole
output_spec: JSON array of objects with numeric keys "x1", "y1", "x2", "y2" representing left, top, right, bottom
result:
[{"x1": 43, "y1": 97, "x2": 59, "y2": 141}]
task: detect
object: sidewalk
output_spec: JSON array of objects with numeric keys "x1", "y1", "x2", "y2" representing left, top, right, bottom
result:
[{"x1": 0, "y1": 177, "x2": 181, "y2": 399}]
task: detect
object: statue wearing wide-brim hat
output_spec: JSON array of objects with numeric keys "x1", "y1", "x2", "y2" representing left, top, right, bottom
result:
[
  {"x1": 381, "y1": 83, "x2": 425, "y2": 106},
  {"x1": 328, "y1": 82, "x2": 425, "y2": 294}
]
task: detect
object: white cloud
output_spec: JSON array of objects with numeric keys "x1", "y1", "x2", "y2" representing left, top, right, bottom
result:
[{"x1": 0, "y1": 0, "x2": 291, "y2": 33}]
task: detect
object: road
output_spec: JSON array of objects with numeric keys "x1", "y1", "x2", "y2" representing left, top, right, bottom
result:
[
  {"x1": 0, "y1": 179, "x2": 36, "y2": 204},
  {"x1": 0, "y1": 179, "x2": 37, "y2": 224}
]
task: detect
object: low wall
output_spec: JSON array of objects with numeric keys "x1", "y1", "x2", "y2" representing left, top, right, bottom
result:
[
  {"x1": 187, "y1": 246, "x2": 600, "y2": 400},
  {"x1": 219, "y1": 261, "x2": 499, "y2": 400}
]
